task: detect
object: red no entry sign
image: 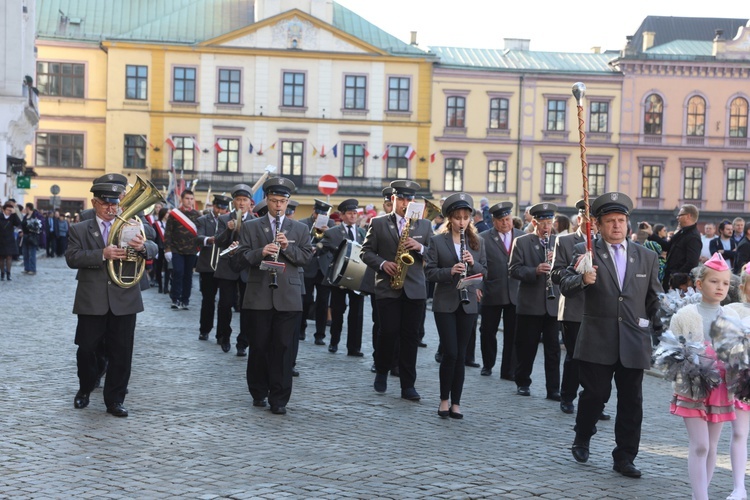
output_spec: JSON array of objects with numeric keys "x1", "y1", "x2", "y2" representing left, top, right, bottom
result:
[{"x1": 318, "y1": 174, "x2": 339, "y2": 195}]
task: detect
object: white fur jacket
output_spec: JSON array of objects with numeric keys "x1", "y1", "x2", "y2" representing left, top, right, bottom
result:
[
  {"x1": 669, "y1": 303, "x2": 740, "y2": 344},
  {"x1": 725, "y1": 302, "x2": 750, "y2": 320}
]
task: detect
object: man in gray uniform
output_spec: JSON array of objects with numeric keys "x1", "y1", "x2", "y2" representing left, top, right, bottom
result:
[
  {"x1": 195, "y1": 194, "x2": 230, "y2": 341},
  {"x1": 560, "y1": 192, "x2": 662, "y2": 478}
]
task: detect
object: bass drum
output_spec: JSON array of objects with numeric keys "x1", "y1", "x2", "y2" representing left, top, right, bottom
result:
[{"x1": 328, "y1": 239, "x2": 370, "y2": 295}]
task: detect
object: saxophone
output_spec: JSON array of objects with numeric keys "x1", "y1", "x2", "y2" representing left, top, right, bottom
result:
[{"x1": 390, "y1": 216, "x2": 416, "y2": 289}]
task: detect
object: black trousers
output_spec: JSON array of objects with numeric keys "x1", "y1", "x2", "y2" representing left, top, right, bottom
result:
[
  {"x1": 302, "y1": 271, "x2": 330, "y2": 338},
  {"x1": 560, "y1": 321, "x2": 581, "y2": 403},
  {"x1": 370, "y1": 295, "x2": 379, "y2": 359},
  {"x1": 514, "y1": 313, "x2": 560, "y2": 392},
  {"x1": 375, "y1": 294, "x2": 424, "y2": 390},
  {"x1": 217, "y1": 278, "x2": 248, "y2": 348},
  {"x1": 465, "y1": 316, "x2": 477, "y2": 362},
  {"x1": 329, "y1": 287, "x2": 364, "y2": 352},
  {"x1": 244, "y1": 308, "x2": 297, "y2": 407},
  {"x1": 75, "y1": 312, "x2": 136, "y2": 407},
  {"x1": 435, "y1": 309, "x2": 476, "y2": 404},
  {"x1": 576, "y1": 359, "x2": 643, "y2": 464},
  {"x1": 480, "y1": 303, "x2": 517, "y2": 377},
  {"x1": 199, "y1": 272, "x2": 219, "y2": 335}
]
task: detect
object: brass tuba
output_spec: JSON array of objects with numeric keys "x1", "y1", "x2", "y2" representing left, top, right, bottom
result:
[
  {"x1": 107, "y1": 175, "x2": 166, "y2": 288},
  {"x1": 423, "y1": 198, "x2": 442, "y2": 221}
]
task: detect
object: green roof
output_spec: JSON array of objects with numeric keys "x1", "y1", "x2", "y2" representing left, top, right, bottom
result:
[
  {"x1": 644, "y1": 40, "x2": 713, "y2": 56},
  {"x1": 430, "y1": 46, "x2": 616, "y2": 74},
  {"x1": 36, "y1": 0, "x2": 428, "y2": 56}
]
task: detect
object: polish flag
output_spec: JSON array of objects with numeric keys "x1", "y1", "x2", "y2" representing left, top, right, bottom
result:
[
  {"x1": 364, "y1": 148, "x2": 370, "y2": 158},
  {"x1": 381, "y1": 146, "x2": 390, "y2": 160},
  {"x1": 430, "y1": 153, "x2": 436, "y2": 163},
  {"x1": 165, "y1": 138, "x2": 177, "y2": 151},
  {"x1": 214, "y1": 141, "x2": 224, "y2": 153},
  {"x1": 404, "y1": 146, "x2": 417, "y2": 161}
]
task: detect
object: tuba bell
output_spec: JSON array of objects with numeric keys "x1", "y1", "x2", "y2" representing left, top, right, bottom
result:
[
  {"x1": 107, "y1": 175, "x2": 166, "y2": 288},
  {"x1": 423, "y1": 198, "x2": 443, "y2": 221}
]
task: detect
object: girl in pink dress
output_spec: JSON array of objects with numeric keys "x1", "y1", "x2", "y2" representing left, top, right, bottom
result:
[
  {"x1": 724, "y1": 264, "x2": 750, "y2": 500},
  {"x1": 669, "y1": 253, "x2": 738, "y2": 500}
]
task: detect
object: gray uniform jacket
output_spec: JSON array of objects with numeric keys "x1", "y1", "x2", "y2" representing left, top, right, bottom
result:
[
  {"x1": 66, "y1": 218, "x2": 157, "y2": 316},
  {"x1": 299, "y1": 216, "x2": 336, "y2": 279},
  {"x1": 479, "y1": 227, "x2": 523, "y2": 307},
  {"x1": 508, "y1": 232, "x2": 559, "y2": 316},
  {"x1": 214, "y1": 210, "x2": 255, "y2": 281},
  {"x1": 559, "y1": 238, "x2": 662, "y2": 369},
  {"x1": 232, "y1": 216, "x2": 313, "y2": 311},
  {"x1": 551, "y1": 230, "x2": 586, "y2": 322},
  {"x1": 424, "y1": 232, "x2": 487, "y2": 314},
  {"x1": 361, "y1": 213, "x2": 431, "y2": 300},
  {"x1": 195, "y1": 211, "x2": 220, "y2": 273}
]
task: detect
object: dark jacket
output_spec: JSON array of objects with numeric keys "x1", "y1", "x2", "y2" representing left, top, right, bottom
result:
[
  {"x1": 663, "y1": 223, "x2": 701, "y2": 290},
  {"x1": 709, "y1": 236, "x2": 738, "y2": 268},
  {"x1": 0, "y1": 213, "x2": 21, "y2": 256}
]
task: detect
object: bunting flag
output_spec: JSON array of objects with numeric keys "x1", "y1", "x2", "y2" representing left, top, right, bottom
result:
[
  {"x1": 257, "y1": 142, "x2": 264, "y2": 156},
  {"x1": 312, "y1": 144, "x2": 319, "y2": 156},
  {"x1": 430, "y1": 153, "x2": 436, "y2": 163},
  {"x1": 331, "y1": 144, "x2": 338, "y2": 158},
  {"x1": 248, "y1": 141, "x2": 254, "y2": 154},
  {"x1": 165, "y1": 138, "x2": 177, "y2": 151},
  {"x1": 193, "y1": 139, "x2": 202, "y2": 153},
  {"x1": 381, "y1": 146, "x2": 390, "y2": 160},
  {"x1": 404, "y1": 146, "x2": 417, "y2": 161},
  {"x1": 269, "y1": 142, "x2": 277, "y2": 150},
  {"x1": 320, "y1": 145, "x2": 326, "y2": 158},
  {"x1": 214, "y1": 141, "x2": 225, "y2": 153},
  {"x1": 364, "y1": 148, "x2": 370, "y2": 158}
]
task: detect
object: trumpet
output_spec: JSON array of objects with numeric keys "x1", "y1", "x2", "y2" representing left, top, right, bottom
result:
[
  {"x1": 209, "y1": 216, "x2": 220, "y2": 271},
  {"x1": 269, "y1": 210, "x2": 281, "y2": 289},
  {"x1": 459, "y1": 227, "x2": 470, "y2": 305},
  {"x1": 543, "y1": 232, "x2": 556, "y2": 301}
]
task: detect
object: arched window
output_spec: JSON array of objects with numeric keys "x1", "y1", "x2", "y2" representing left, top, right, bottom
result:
[
  {"x1": 686, "y1": 96, "x2": 705, "y2": 136},
  {"x1": 644, "y1": 94, "x2": 663, "y2": 135},
  {"x1": 730, "y1": 97, "x2": 749, "y2": 138}
]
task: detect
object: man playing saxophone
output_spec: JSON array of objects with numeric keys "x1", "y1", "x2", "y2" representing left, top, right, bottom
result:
[
  {"x1": 361, "y1": 180, "x2": 431, "y2": 401},
  {"x1": 65, "y1": 178, "x2": 158, "y2": 417}
]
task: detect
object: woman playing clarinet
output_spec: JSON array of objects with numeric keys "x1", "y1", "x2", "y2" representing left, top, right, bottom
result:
[{"x1": 425, "y1": 193, "x2": 487, "y2": 419}]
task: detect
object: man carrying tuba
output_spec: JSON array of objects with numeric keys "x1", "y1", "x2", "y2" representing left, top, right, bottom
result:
[{"x1": 65, "y1": 178, "x2": 158, "y2": 418}]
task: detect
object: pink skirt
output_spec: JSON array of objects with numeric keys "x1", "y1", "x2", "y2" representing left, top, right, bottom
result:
[{"x1": 735, "y1": 399, "x2": 750, "y2": 411}]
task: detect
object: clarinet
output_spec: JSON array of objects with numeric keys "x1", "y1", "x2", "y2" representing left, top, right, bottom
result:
[
  {"x1": 459, "y1": 227, "x2": 470, "y2": 305},
  {"x1": 269, "y1": 210, "x2": 281, "y2": 289},
  {"x1": 543, "y1": 232, "x2": 556, "y2": 300}
]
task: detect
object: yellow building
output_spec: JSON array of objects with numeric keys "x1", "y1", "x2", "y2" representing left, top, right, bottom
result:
[{"x1": 30, "y1": 0, "x2": 435, "y2": 215}]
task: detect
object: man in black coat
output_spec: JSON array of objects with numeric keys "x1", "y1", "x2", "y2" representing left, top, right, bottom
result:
[{"x1": 662, "y1": 204, "x2": 701, "y2": 291}]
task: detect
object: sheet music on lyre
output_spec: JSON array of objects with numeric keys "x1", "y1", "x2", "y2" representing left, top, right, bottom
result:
[{"x1": 405, "y1": 202, "x2": 425, "y2": 220}]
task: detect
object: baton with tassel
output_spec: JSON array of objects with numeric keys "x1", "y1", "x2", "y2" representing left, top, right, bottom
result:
[{"x1": 572, "y1": 82, "x2": 594, "y2": 274}]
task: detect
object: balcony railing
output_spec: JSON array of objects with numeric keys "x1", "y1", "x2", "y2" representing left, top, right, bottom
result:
[{"x1": 149, "y1": 170, "x2": 432, "y2": 199}]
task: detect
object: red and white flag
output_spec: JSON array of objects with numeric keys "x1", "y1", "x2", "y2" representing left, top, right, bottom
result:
[
  {"x1": 193, "y1": 139, "x2": 202, "y2": 153},
  {"x1": 165, "y1": 138, "x2": 177, "y2": 151},
  {"x1": 364, "y1": 148, "x2": 370, "y2": 158},
  {"x1": 404, "y1": 146, "x2": 417, "y2": 161},
  {"x1": 214, "y1": 141, "x2": 224, "y2": 153},
  {"x1": 381, "y1": 146, "x2": 390, "y2": 160},
  {"x1": 430, "y1": 153, "x2": 436, "y2": 163}
]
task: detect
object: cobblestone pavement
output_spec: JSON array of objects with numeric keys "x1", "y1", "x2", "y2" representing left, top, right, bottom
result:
[{"x1": 0, "y1": 255, "x2": 745, "y2": 499}]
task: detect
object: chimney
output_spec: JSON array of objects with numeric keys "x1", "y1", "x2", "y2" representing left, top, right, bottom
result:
[
  {"x1": 623, "y1": 35, "x2": 636, "y2": 56},
  {"x1": 642, "y1": 31, "x2": 655, "y2": 52},
  {"x1": 590, "y1": 46, "x2": 601, "y2": 54},
  {"x1": 713, "y1": 29, "x2": 726, "y2": 56},
  {"x1": 504, "y1": 38, "x2": 530, "y2": 51},
  {"x1": 410, "y1": 31, "x2": 418, "y2": 46}
]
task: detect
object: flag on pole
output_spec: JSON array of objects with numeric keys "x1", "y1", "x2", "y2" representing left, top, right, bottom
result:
[
  {"x1": 364, "y1": 148, "x2": 370, "y2": 158},
  {"x1": 381, "y1": 146, "x2": 390, "y2": 160},
  {"x1": 165, "y1": 138, "x2": 177, "y2": 151},
  {"x1": 139, "y1": 135, "x2": 154, "y2": 149},
  {"x1": 331, "y1": 144, "x2": 338, "y2": 158},
  {"x1": 430, "y1": 153, "x2": 436, "y2": 163},
  {"x1": 193, "y1": 139, "x2": 202, "y2": 153},
  {"x1": 214, "y1": 141, "x2": 225, "y2": 153},
  {"x1": 404, "y1": 146, "x2": 417, "y2": 161}
]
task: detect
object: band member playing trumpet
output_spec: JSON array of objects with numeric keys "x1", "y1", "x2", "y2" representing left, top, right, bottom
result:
[
  {"x1": 195, "y1": 194, "x2": 231, "y2": 342},
  {"x1": 425, "y1": 193, "x2": 486, "y2": 419},
  {"x1": 361, "y1": 180, "x2": 431, "y2": 401},
  {"x1": 214, "y1": 185, "x2": 255, "y2": 354},
  {"x1": 65, "y1": 179, "x2": 158, "y2": 417},
  {"x1": 508, "y1": 203, "x2": 561, "y2": 400},
  {"x1": 231, "y1": 177, "x2": 312, "y2": 415},
  {"x1": 317, "y1": 199, "x2": 367, "y2": 356}
]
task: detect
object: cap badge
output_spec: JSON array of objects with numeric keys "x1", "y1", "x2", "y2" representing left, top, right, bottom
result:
[
  {"x1": 107, "y1": 174, "x2": 113, "y2": 180},
  {"x1": 459, "y1": 194, "x2": 465, "y2": 200},
  {"x1": 611, "y1": 193, "x2": 618, "y2": 201},
  {"x1": 111, "y1": 185, "x2": 117, "y2": 191},
  {"x1": 542, "y1": 203, "x2": 549, "y2": 210}
]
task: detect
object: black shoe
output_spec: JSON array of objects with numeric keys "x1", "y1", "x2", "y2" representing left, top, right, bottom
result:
[
  {"x1": 546, "y1": 391, "x2": 562, "y2": 401},
  {"x1": 418, "y1": 341, "x2": 427, "y2": 348},
  {"x1": 449, "y1": 409, "x2": 464, "y2": 419},
  {"x1": 517, "y1": 386, "x2": 530, "y2": 396},
  {"x1": 270, "y1": 406, "x2": 287, "y2": 415},
  {"x1": 299, "y1": 334, "x2": 306, "y2": 341},
  {"x1": 480, "y1": 367, "x2": 492, "y2": 376},
  {"x1": 292, "y1": 369, "x2": 299, "y2": 377},
  {"x1": 434, "y1": 352, "x2": 443, "y2": 363},
  {"x1": 465, "y1": 361, "x2": 480, "y2": 368},
  {"x1": 198, "y1": 332, "x2": 209, "y2": 341},
  {"x1": 252, "y1": 399, "x2": 267, "y2": 407},
  {"x1": 374, "y1": 373, "x2": 387, "y2": 393},
  {"x1": 221, "y1": 342, "x2": 231, "y2": 353},
  {"x1": 370, "y1": 363, "x2": 377, "y2": 373},
  {"x1": 560, "y1": 401, "x2": 575, "y2": 414},
  {"x1": 74, "y1": 391, "x2": 90, "y2": 409},
  {"x1": 571, "y1": 439, "x2": 590, "y2": 463},
  {"x1": 328, "y1": 344, "x2": 338, "y2": 353},
  {"x1": 171, "y1": 301, "x2": 179, "y2": 310},
  {"x1": 437, "y1": 408, "x2": 450, "y2": 418},
  {"x1": 401, "y1": 388, "x2": 421, "y2": 401},
  {"x1": 106, "y1": 403, "x2": 128, "y2": 417},
  {"x1": 314, "y1": 338, "x2": 325, "y2": 346},
  {"x1": 236, "y1": 346, "x2": 247, "y2": 357},
  {"x1": 599, "y1": 411, "x2": 612, "y2": 421},
  {"x1": 613, "y1": 461, "x2": 642, "y2": 478},
  {"x1": 347, "y1": 351, "x2": 364, "y2": 357}
]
